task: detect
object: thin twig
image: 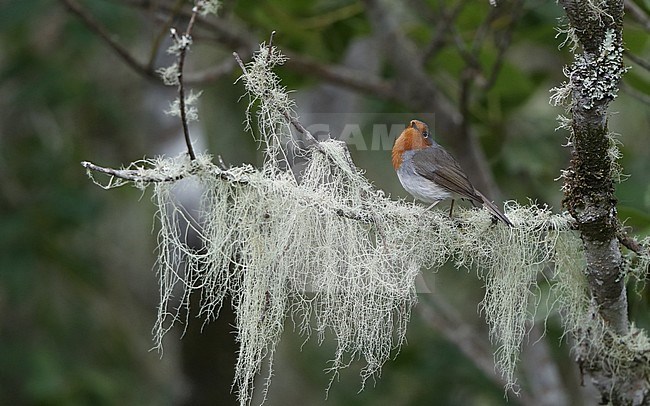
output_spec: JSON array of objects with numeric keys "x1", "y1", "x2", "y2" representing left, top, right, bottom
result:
[
  {"x1": 266, "y1": 30, "x2": 276, "y2": 63},
  {"x1": 452, "y1": 28, "x2": 482, "y2": 72},
  {"x1": 232, "y1": 51, "x2": 248, "y2": 74},
  {"x1": 233, "y1": 51, "x2": 325, "y2": 152},
  {"x1": 59, "y1": 0, "x2": 157, "y2": 80},
  {"x1": 81, "y1": 161, "x2": 187, "y2": 183},
  {"x1": 174, "y1": 5, "x2": 200, "y2": 161},
  {"x1": 483, "y1": 0, "x2": 524, "y2": 90},
  {"x1": 470, "y1": 3, "x2": 500, "y2": 55},
  {"x1": 617, "y1": 228, "x2": 648, "y2": 255},
  {"x1": 146, "y1": 0, "x2": 186, "y2": 71},
  {"x1": 459, "y1": 67, "x2": 475, "y2": 144},
  {"x1": 421, "y1": 0, "x2": 467, "y2": 62}
]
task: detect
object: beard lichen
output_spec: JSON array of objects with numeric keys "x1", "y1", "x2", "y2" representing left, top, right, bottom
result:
[
  {"x1": 141, "y1": 149, "x2": 581, "y2": 404},
  {"x1": 83, "y1": 42, "x2": 650, "y2": 405}
]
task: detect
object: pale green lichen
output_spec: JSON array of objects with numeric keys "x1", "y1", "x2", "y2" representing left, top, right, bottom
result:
[
  {"x1": 197, "y1": 0, "x2": 221, "y2": 16},
  {"x1": 166, "y1": 29, "x2": 193, "y2": 56},
  {"x1": 555, "y1": 24, "x2": 579, "y2": 53},
  {"x1": 85, "y1": 40, "x2": 649, "y2": 406},
  {"x1": 571, "y1": 28, "x2": 626, "y2": 110},
  {"x1": 164, "y1": 90, "x2": 202, "y2": 122},
  {"x1": 133, "y1": 149, "x2": 578, "y2": 403},
  {"x1": 92, "y1": 44, "x2": 577, "y2": 405},
  {"x1": 156, "y1": 63, "x2": 180, "y2": 87},
  {"x1": 549, "y1": 66, "x2": 573, "y2": 108}
]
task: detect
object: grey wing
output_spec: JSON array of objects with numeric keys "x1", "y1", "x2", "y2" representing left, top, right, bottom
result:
[{"x1": 412, "y1": 145, "x2": 482, "y2": 202}]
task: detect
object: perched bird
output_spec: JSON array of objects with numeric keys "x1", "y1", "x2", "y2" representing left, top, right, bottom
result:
[{"x1": 392, "y1": 119, "x2": 513, "y2": 226}]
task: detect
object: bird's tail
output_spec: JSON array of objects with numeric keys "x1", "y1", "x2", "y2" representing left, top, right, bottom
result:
[{"x1": 476, "y1": 191, "x2": 513, "y2": 227}]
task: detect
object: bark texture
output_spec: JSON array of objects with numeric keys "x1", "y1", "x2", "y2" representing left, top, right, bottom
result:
[{"x1": 559, "y1": 1, "x2": 650, "y2": 403}]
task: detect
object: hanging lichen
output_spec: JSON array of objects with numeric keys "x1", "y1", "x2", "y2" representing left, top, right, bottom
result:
[{"x1": 84, "y1": 42, "x2": 648, "y2": 406}]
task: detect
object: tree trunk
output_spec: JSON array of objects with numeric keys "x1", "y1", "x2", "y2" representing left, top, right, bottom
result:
[{"x1": 559, "y1": 1, "x2": 649, "y2": 403}]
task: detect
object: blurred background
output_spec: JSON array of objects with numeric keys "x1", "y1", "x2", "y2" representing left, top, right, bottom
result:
[{"x1": 1, "y1": 0, "x2": 650, "y2": 405}]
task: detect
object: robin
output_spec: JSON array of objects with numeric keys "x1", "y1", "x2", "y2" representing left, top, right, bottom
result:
[{"x1": 392, "y1": 119, "x2": 513, "y2": 226}]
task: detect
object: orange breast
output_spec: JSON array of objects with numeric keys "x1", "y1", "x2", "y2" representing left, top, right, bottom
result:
[{"x1": 392, "y1": 127, "x2": 430, "y2": 169}]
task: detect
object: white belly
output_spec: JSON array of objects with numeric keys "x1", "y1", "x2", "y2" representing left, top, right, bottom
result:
[{"x1": 396, "y1": 166, "x2": 451, "y2": 204}]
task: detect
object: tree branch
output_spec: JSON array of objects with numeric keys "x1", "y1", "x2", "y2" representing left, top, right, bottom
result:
[
  {"x1": 232, "y1": 50, "x2": 326, "y2": 155},
  {"x1": 173, "y1": 5, "x2": 199, "y2": 161},
  {"x1": 145, "y1": 0, "x2": 185, "y2": 71},
  {"x1": 616, "y1": 228, "x2": 649, "y2": 255},
  {"x1": 82, "y1": 159, "x2": 385, "y2": 226},
  {"x1": 620, "y1": 81, "x2": 650, "y2": 106},
  {"x1": 184, "y1": 59, "x2": 236, "y2": 84},
  {"x1": 557, "y1": 0, "x2": 650, "y2": 402},
  {"x1": 61, "y1": 0, "x2": 237, "y2": 86},
  {"x1": 482, "y1": 0, "x2": 524, "y2": 91},
  {"x1": 559, "y1": 0, "x2": 627, "y2": 334},
  {"x1": 421, "y1": 0, "x2": 467, "y2": 62},
  {"x1": 283, "y1": 53, "x2": 398, "y2": 101},
  {"x1": 81, "y1": 161, "x2": 188, "y2": 184},
  {"x1": 65, "y1": 0, "x2": 513, "y2": 202}
]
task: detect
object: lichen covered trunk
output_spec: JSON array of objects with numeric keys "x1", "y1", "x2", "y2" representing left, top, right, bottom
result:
[
  {"x1": 558, "y1": 1, "x2": 650, "y2": 403},
  {"x1": 559, "y1": 0, "x2": 627, "y2": 334}
]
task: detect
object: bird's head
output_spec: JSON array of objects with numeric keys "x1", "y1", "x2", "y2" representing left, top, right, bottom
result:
[{"x1": 392, "y1": 120, "x2": 432, "y2": 169}]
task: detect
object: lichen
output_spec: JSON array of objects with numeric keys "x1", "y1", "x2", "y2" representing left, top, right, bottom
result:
[
  {"x1": 134, "y1": 45, "x2": 581, "y2": 404},
  {"x1": 569, "y1": 28, "x2": 626, "y2": 110},
  {"x1": 86, "y1": 41, "x2": 642, "y2": 406}
]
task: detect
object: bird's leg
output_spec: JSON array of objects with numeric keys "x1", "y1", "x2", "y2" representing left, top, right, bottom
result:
[
  {"x1": 448, "y1": 199, "x2": 455, "y2": 218},
  {"x1": 424, "y1": 201, "x2": 439, "y2": 211}
]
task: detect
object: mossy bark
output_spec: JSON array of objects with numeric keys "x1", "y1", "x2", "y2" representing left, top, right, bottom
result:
[{"x1": 559, "y1": 0, "x2": 650, "y2": 403}]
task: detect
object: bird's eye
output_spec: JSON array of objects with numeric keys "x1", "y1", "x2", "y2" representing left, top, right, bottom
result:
[{"x1": 422, "y1": 130, "x2": 429, "y2": 138}]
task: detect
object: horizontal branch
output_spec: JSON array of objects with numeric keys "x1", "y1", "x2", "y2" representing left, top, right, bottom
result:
[
  {"x1": 82, "y1": 160, "x2": 390, "y2": 228},
  {"x1": 81, "y1": 161, "x2": 187, "y2": 183}
]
